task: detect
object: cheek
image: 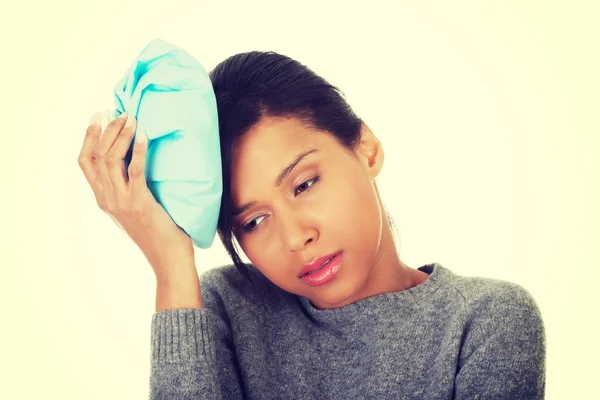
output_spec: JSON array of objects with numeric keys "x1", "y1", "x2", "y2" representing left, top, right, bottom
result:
[
  {"x1": 244, "y1": 241, "x2": 298, "y2": 290},
  {"x1": 325, "y1": 175, "x2": 380, "y2": 245},
  {"x1": 240, "y1": 233, "x2": 288, "y2": 273},
  {"x1": 325, "y1": 170, "x2": 376, "y2": 219}
]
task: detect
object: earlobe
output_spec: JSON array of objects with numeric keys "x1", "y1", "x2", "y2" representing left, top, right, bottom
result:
[{"x1": 358, "y1": 123, "x2": 384, "y2": 179}]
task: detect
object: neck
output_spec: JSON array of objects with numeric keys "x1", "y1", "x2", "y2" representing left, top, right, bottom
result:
[
  {"x1": 358, "y1": 216, "x2": 413, "y2": 296},
  {"x1": 316, "y1": 206, "x2": 418, "y2": 310}
]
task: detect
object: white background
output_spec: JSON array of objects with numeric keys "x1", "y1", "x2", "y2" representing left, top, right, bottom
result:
[{"x1": 1, "y1": 1, "x2": 598, "y2": 398}]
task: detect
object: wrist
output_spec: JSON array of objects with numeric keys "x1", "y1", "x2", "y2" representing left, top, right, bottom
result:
[{"x1": 155, "y1": 263, "x2": 203, "y2": 312}]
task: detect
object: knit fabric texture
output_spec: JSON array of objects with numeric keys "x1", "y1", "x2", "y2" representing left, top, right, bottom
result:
[{"x1": 149, "y1": 262, "x2": 546, "y2": 399}]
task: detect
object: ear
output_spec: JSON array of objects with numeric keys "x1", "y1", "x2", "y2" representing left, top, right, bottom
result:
[{"x1": 356, "y1": 122, "x2": 384, "y2": 179}]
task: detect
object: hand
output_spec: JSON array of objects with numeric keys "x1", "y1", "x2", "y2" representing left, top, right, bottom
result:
[{"x1": 78, "y1": 112, "x2": 194, "y2": 279}]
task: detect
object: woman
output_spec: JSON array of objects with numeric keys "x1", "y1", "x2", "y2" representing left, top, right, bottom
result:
[{"x1": 79, "y1": 51, "x2": 546, "y2": 399}]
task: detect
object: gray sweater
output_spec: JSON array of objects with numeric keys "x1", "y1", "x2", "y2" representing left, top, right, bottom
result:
[{"x1": 149, "y1": 262, "x2": 546, "y2": 399}]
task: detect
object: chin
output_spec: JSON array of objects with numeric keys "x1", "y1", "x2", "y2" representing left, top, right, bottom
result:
[
  {"x1": 313, "y1": 276, "x2": 361, "y2": 307},
  {"x1": 312, "y1": 292, "x2": 356, "y2": 309}
]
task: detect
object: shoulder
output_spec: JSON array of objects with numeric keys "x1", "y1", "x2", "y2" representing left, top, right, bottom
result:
[
  {"x1": 448, "y1": 272, "x2": 544, "y2": 330},
  {"x1": 199, "y1": 263, "x2": 254, "y2": 293},
  {"x1": 440, "y1": 269, "x2": 547, "y2": 396},
  {"x1": 443, "y1": 270, "x2": 546, "y2": 363},
  {"x1": 199, "y1": 263, "x2": 284, "y2": 316}
]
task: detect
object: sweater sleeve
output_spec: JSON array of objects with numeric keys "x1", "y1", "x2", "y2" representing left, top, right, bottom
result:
[
  {"x1": 149, "y1": 267, "x2": 248, "y2": 400},
  {"x1": 149, "y1": 309, "x2": 223, "y2": 399},
  {"x1": 453, "y1": 282, "x2": 546, "y2": 399}
]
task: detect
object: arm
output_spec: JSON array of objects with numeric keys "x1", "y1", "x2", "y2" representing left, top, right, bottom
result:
[
  {"x1": 149, "y1": 267, "x2": 245, "y2": 400},
  {"x1": 150, "y1": 308, "x2": 221, "y2": 400},
  {"x1": 155, "y1": 262, "x2": 204, "y2": 313},
  {"x1": 453, "y1": 283, "x2": 546, "y2": 399}
]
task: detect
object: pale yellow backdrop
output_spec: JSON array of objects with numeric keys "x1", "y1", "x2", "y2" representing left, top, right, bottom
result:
[{"x1": 1, "y1": 1, "x2": 598, "y2": 399}]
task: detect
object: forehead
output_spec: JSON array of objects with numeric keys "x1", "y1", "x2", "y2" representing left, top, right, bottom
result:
[
  {"x1": 232, "y1": 117, "x2": 329, "y2": 170},
  {"x1": 234, "y1": 117, "x2": 319, "y2": 156},
  {"x1": 230, "y1": 117, "x2": 333, "y2": 191}
]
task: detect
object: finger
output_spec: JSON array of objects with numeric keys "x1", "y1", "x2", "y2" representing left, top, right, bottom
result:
[
  {"x1": 128, "y1": 129, "x2": 151, "y2": 200},
  {"x1": 96, "y1": 112, "x2": 128, "y2": 212},
  {"x1": 107, "y1": 113, "x2": 137, "y2": 198},
  {"x1": 78, "y1": 112, "x2": 104, "y2": 204}
]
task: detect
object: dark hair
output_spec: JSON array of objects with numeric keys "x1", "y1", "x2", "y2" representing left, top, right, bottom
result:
[{"x1": 208, "y1": 51, "x2": 395, "y2": 283}]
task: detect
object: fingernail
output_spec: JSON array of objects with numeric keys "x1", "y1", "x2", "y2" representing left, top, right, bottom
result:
[
  {"x1": 125, "y1": 113, "x2": 135, "y2": 128},
  {"x1": 88, "y1": 112, "x2": 101, "y2": 127},
  {"x1": 118, "y1": 111, "x2": 128, "y2": 119}
]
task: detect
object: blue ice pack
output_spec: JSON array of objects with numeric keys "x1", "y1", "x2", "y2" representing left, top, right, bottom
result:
[{"x1": 112, "y1": 38, "x2": 222, "y2": 249}]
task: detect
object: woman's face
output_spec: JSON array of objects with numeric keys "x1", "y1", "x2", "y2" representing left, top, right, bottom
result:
[{"x1": 231, "y1": 116, "x2": 386, "y2": 309}]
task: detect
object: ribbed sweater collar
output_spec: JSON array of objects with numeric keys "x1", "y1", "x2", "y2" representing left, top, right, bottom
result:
[{"x1": 294, "y1": 262, "x2": 451, "y2": 325}]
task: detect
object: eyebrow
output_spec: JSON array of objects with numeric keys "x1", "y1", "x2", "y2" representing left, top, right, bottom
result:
[{"x1": 233, "y1": 149, "x2": 319, "y2": 217}]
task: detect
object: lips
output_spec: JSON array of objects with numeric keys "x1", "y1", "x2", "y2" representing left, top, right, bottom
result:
[{"x1": 299, "y1": 252, "x2": 340, "y2": 277}]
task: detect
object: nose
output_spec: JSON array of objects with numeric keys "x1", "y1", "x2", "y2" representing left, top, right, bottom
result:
[{"x1": 278, "y1": 211, "x2": 317, "y2": 252}]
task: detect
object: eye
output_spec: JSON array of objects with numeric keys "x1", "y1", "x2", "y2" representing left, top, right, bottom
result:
[
  {"x1": 295, "y1": 175, "x2": 320, "y2": 196},
  {"x1": 241, "y1": 215, "x2": 267, "y2": 234},
  {"x1": 240, "y1": 175, "x2": 321, "y2": 235}
]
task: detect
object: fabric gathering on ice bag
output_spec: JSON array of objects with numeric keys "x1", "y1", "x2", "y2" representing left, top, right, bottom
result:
[{"x1": 111, "y1": 38, "x2": 222, "y2": 249}]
